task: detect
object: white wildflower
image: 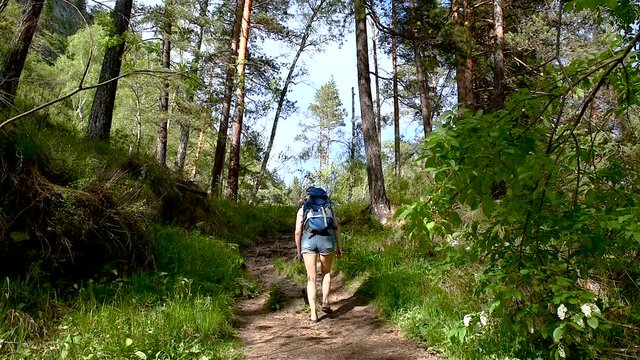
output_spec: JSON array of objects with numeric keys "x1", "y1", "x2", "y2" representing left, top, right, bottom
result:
[
  {"x1": 529, "y1": 326, "x2": 535, "y2": 334},
  {"x1": 558, "y1": 343, "x2": 566, "y2": 358},
  {"x1": 557, "y1": 304, "x2": 568, "y2": 320},
  {"x1": 479, "y1": 311, "x2": 488, "y2": 326},
  {"x1": 463, "y1": 314, "x2": 472, "y2": 327},
  {"x1": 575, "y1": 318, "x2": 585, "y2": 327},
  {"x1": 581, "y1": 304, "x2": 592, "y2": 318}
]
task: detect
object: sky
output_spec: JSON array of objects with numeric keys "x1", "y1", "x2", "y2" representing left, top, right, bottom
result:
[
  {"x1": 133, "y1": 0, "x2": 419, "y2": 185},
  {"x1": 261, "y1": 31, "x2": 420, "y2": 185}
]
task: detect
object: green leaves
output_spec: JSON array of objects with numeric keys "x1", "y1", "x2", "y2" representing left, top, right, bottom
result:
[{"x1": 564, "y1": 0, "x2": 617, "y2": 13}]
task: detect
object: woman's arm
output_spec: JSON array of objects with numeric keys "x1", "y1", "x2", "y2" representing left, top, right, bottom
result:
[
  {"x1": 294, "y1": 208, "x2": 303, "y2": 260},
  {"x1": 334, "y1": 218, "x2": 343, "y2": 257}
]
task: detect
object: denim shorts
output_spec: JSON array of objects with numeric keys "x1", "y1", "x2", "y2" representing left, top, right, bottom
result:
[{"x1": 301, "y1": 232, "x2": 335, "y2": 255}]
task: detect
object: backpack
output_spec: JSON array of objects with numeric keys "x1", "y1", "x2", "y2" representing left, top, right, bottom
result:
[{"x1": 302, "y1": 187, "x2": 335, "y2": 235}]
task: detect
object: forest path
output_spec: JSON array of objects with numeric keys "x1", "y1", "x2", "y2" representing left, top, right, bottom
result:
[{"x1": 234, "y1": 235, "x2": 440, "y2": 360}]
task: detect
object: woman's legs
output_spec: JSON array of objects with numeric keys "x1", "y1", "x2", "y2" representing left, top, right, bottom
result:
[
  {"x1": 319, "y1": 253, "x2": 334, "y2": 309},
  {"x1": 302, "y1": 252, "x2": 318, "y2": 320}
]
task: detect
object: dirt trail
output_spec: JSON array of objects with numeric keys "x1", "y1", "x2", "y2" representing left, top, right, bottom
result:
[{"x1": 235, "y1": 235, "x2": 440, "y2": 360}]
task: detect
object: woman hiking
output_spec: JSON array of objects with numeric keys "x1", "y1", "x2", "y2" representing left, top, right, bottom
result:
[{"x1": 294, "y1": 187, "x2": 343, "y2": 322}]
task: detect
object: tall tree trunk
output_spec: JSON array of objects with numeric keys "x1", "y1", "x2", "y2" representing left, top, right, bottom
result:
[
  {"x1": 493, "y1": 0, "x2": 505, "y2": 108},
  {"x1": 156, "y1": 0, "x2": 172, "y2": 165},
  {"x1": 369, "y1": 18, "x2": 382, "y2": 147},
  {"x1": 0, "y1": 0, "x2": 9, "y2": 16},
  {"x1": 251, "y1": 0, "x2": 326, "y2": 202},
  {"x1": 86, "y1": 0, "x2": 133, "y2": 140},
  {"x1": 175, "y1": 126, "x2": 189, "y2": 170},
  {"x1": 175, "y1": 0, "x2": 208, "y2": 172},
  {"x1": 355, "y1": 0, "x2": 390, "y2": 219},
  {"x1": 452, "y1": 0, "x2": 475, "y2": 110},
  {"x1": 409, "y1": 0, "x2": 432, "y2": 137},
  {"x1": 392, "y1": 0, "x2": 401, "y2": 178},
  {"x1": 349, "y1": 86, "x2": 356, "y2": 202},
  {"x1": 129, "y1": 85, "x2": 142, "y2": 157},
  {"x1": 189, "y1": 126, "x2": 206, "y2": 181},
  {"x1": 210, "y1": 0, "x2": 243, "y2": 196},
  {"x1": 0, "y1": 0, "x2": 45, "y2": 110},
  {"x1": 226, "y1": 0, "x2": 253, "y2": 201}
]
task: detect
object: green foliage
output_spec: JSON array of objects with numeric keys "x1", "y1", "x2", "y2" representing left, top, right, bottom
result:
[
  {"x1": 398, "y1": 39, "x2": 640, "y2": 357},
  {"x1": 152, "y1": 225, "x2": 246, "y2": 296},
  {"x1": 336, "y1": 220, "x2": 478, "y2": 358},
  {"x1": 202, "y1": 201, "x2": 296, "y2": 245},
  {"x1": 274, "y1": 257, "x2": 306, "y2": 285},
  {"x1": 265, "y1": 283, "x2": 285, "y2": 311},
  {"x1": 0, "y1": 223, "x2": 248, "y2": 359}
]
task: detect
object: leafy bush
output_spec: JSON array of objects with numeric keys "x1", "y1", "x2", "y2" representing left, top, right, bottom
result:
[{"x1": 399, "y1": 63, "x2": 640, "y2": 357}]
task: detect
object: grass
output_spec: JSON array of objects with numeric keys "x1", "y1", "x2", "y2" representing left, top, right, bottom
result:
[
  {"x1": 0, "y1": 227, "x2": 249, "y2": 359},
  {"x1": 336, "y1": 212, "x2": 486, "y2": 359}
]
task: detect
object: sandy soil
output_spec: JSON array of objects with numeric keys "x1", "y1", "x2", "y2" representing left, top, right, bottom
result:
[{"x1": 235, "y1": 235, "x2": 441, "y2": 360}]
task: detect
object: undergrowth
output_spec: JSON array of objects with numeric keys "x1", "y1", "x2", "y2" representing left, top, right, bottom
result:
[{"x1": 0, "y1": 122, "x2": 292, "y2": 358}]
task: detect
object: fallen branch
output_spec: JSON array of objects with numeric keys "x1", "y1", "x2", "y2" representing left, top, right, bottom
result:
[{"x1": 0, "y1": 69, "x2": 180, "y2": 131}]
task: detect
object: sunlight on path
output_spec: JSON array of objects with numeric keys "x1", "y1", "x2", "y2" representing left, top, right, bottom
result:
[{"x1": 235, "y1": 237, "x2": 440, "y2": 360}]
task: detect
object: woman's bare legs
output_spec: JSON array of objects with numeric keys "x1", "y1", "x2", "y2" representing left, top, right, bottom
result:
[
  {"x1": 303, "y1": 253, "x2": 318, "y2": 321},
  {"x1": 319, "y1": 253, "x2": 334, "y2": 310}
]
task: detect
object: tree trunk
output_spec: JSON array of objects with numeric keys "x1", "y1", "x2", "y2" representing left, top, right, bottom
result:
[
  {"x1": 349, "y1": 86, "x2": 356, "y2": 202},
  {"x1": 452, "y1": 0, "x2": 475, "y2": 110},
  {"x1": 129, "y1": 86, "x2": 142, "y2": 157},
  {"x1": 210, "y1": 0, "x2": 243, "y2": 196},
  {"x1": 189, "y1": 126, "x2": 206, "y2": 181},
  {"x1": 409, "y1": 0, "x2": 432, "y2": 137},
  {"x1": 392, "y1": 0, "x2": 401, "y2": 178},
  {"x1": 175, "y1": 0, "x2": 208, "y2": 172},
  {"x1": 493, "y1": 0, "x2": 505, "y2": 108},
  {"x1": 0, "y1": 0, "x2": 45, "y2": 109},
  {"x1": 0, "y1": 0, "x2": 9, "y2": 16},
  {"x1": 251, "y1": 0, "x2": 326, "y2": 202},
  {"x1": 226, "y1": 0, "x2": 253, "y2": 201},
  {"x1": 370, "y1": 18, "x2": 382, "y2": 147},
  {"x1": 175, "y1": 125, "x2": 189, "y2": 170},
  {"x1": 355, "y1": 0, "x2": 390, "y2": 219},
  {"x1": 85, "y1": 0, "x2": 133, "y2": 140},
  {"x1": 156, "y1": 0, "x2": 172, "y2": 165}
]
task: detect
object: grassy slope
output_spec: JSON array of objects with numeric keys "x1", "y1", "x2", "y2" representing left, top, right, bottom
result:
[{"x1": 0, "y1": 123, "x2": 295, "y2": 359}]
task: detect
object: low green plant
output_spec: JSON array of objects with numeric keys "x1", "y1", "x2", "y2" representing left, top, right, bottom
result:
[
  {"x1": 152, "y1": 225, "x2": 246, "y2": 296},
  {"x1": 273, "y1": 257, "x2": 306, "y2": 285},
  {"x1": 265, "y1": 283, "x2": 285, "y2": 311}
]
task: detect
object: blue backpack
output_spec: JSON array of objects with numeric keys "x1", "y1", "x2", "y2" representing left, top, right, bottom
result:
[{"x1": 302, "y1": 187, "x2": 335, "y2": 235}]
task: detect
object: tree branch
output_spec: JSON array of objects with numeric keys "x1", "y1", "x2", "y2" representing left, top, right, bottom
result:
[{"x1": 0, "y1": 70, "x2": 180, "y2": 131}]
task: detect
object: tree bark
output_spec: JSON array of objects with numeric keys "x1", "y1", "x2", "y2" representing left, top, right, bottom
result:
[
  {"x1": 355, "y1": 0, "x2": 390, "y2": 219},
  {"x1": 452, "y1": 0, "x2": 475, "y2": 110},
  {"x1": 0, "y1": 0, "x2": 45, "y2": 110},
  {"x1": 251, "y1": 0, "x2": 326, "y2": 202},
  {"x1": 349, "y1": 86, "x2": 356, "y2": 202},
  {"x1": 189, "y1": 126, "x2": 206, "y2": 181},
  {"x1": 86, "y1": 0, "x2": 133, "y2": 140},
  {"x1": 409, "y1": 0, "x2": 432, "y2": 137},
  {"x1": 175, "y1": 0, "x2": 208, "y2": 172},
  {"x1": 392, "y1": 0, "x2": 401, "y2": 178},
  {"x1": 210, "y1": 0, "x2": 243, "y2": 196},
  {"x1": 129, "y1": 85, "x2": 142, "y2": 157},
  {"x1": 156, "y1": 0, "x2": 172, "y2": 166},
  {"x1": 493, "y1": 0, "x2": 505, "y2": 108},
  {"x1": 0, "y1": 0, "x2": 9, "y2": 16},
  {"x1": 226, "y1": 0, "x2": 253, "y2": 201},
  {"x1": 370, "y1": 18, "x2": 382, "y2": 147}
]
